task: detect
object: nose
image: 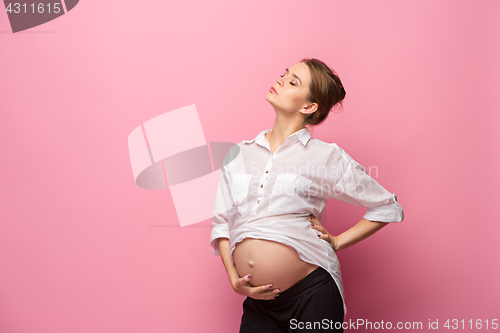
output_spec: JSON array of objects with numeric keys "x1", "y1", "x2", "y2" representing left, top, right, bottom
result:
[{"x1": 276, "y1": 75, "x2": 283, "y2": 86}]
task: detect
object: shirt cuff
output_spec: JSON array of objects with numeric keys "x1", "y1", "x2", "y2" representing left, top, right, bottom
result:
[
  {"x1": 363, "y1": 193, "x2": 405, "y2": 222},
  {"x1": 210, "y1": 224, "x2": 230, "y2": 256}
]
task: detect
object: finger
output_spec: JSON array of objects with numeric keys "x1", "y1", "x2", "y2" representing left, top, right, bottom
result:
[
  {"x1": 310, "y1": 221, "x2": 325, "y2": 232},
  {"x1": 252, "y1": 286, "x2": 280, "y2": 300},
  {"x1": 311, "y1": 221, "x2": 326, "y2": 232},
  {"x1": 309, "y1": 219, "x2": 319, "y2": 228},
  {"x1": 270, "y1": 289, "x2": 280, "y2": 298},
  {"x1": 237, "y1": 274, "x2": 253, "y2": 287},
  {"x1": 256, "y1": 283, "x2": 275, "y2": 293},
  {"x1": 263, "y1": 288, "x2": 280, "y2": 299},
  {"x1": 258, "y1": 284, "x2": 280, "y2": 295},
  {"x1": 308, "y1": 215, "x2": 322, "y2": 226}
]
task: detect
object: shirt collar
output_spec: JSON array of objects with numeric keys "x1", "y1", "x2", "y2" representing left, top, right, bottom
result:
[{"x1": 242, "y1": 127, "x2": 312, "y2": 146}]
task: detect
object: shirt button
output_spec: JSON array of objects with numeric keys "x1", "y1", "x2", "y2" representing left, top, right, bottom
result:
[
  {"x1": 260, "y1": 184, "x2": 263, "y2": 188},
  {"x1": 265, "y1": 170, "x2": 269, "y2": 173},
  {"x1": 257, "y1": 200, "x2": 260, "y2": 203}
]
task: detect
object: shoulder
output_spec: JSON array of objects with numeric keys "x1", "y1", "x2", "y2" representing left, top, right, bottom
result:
[
  {"x1": 309, "y1": 138, "x2": 351, "y2": 161},
  {"x1": 309, "y1": 138, "x2": 364, "y2": 171}
]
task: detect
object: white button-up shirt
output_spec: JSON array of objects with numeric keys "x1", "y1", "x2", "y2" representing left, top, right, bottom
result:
[{"x1": 210, "y1": 127, "x2": 404, "y2": 317}]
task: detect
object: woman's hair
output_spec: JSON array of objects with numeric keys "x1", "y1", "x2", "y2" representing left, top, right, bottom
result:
[{"x1": 300, "y1": 58, "x2": 346, "y2": 127}]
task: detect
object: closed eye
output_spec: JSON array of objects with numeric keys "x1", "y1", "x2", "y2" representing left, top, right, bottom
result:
[{"x1": 280, "y1": 73, "x2": 296, "y2": 86}]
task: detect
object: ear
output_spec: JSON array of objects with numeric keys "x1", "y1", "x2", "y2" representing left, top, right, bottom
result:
[{"x1": 301, "y1": 102, "x2": 318, "y2": 116}]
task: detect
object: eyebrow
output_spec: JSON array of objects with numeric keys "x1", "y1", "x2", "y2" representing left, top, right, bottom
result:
[{"x1": 285, "y1": 68, "x2": 302, "y2": 85}]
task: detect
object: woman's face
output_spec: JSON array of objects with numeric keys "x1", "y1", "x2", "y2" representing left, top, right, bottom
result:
[{"x1": 265, "y1": 62, "x2": 317, "y2": 118}]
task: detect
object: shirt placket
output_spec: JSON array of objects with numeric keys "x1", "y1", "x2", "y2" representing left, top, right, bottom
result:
[{"x1": 250, "y1": 139, "x2": 291, "y2": 216}]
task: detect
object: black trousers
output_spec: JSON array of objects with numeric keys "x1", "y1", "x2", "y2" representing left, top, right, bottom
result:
[{"x1": 239, "y1": 267, "x2": 344, "y2": 332}]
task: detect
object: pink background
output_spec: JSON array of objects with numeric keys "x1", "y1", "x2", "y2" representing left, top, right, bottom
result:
[{"x1": 1, "y1": 0, "x2": 499, "y2": 332}]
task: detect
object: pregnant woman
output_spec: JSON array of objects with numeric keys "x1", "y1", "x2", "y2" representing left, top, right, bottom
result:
[{"x1": 210, "y1": 58, "x2": 405, "y2": 332}]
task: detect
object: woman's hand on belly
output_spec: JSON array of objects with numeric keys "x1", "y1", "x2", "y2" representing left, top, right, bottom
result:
[
  {"x1": 233, "y1": 238, "x2": 319, "y2": 293},
  {"x1": 232, "y1": 274, "x2": 280, "y2": 300}
]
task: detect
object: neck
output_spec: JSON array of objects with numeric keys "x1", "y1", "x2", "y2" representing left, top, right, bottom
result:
[{"x1": 265, "y1": 121, "x2": 304, "y2": 146}]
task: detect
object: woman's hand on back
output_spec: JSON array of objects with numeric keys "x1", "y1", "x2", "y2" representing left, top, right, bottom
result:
[
  {"x1": 231, "y1": 274, "x2": 281, "y2": 300},
  {"x1": 309, "y1": 214, "x2": 339, "y2": 252}
]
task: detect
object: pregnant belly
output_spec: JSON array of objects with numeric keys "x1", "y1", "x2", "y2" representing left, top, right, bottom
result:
[{"x1": 233, "y1": 238, "x2": 319, "y2": 292}]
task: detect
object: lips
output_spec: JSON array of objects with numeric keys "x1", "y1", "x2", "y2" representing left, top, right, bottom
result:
[{"x1": 270, "y1": 87, "x2": 278, "y2": 94}]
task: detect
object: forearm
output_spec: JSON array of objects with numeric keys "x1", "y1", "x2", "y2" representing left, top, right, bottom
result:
[
  {"x1": 218, "y1": 238, "x2": 241, "y2": 286},
  {"x1": 335, "y1": 218, "x2": 389, "y2": 251}
]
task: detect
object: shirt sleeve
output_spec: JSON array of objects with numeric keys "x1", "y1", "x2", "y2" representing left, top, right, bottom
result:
[
  {"x1": 329, "y1": 147, "x2": 405, "y2": 223},
  {"x1": 210, "y1": 156, "x2": 238, "y2": 256}
]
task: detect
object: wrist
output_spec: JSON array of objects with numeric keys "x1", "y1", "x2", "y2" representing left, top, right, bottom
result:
[
  {"x1": 229, "y1": 269, "x2": 240, "y2": 287},
  {"x1": 332, "y1": 235, "x2": 341, "y2": 252},
  {"x1": 230, "y1": 279, "x2": 238, "y2": 291}
]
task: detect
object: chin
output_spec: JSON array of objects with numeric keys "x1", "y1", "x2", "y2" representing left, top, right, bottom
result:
[
  {"x1": 265, "y1": 100, "x2": 277, "y2": 109},
  {"x1": 265, "y1": 93, "x2": 275, "y2": 104}
]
